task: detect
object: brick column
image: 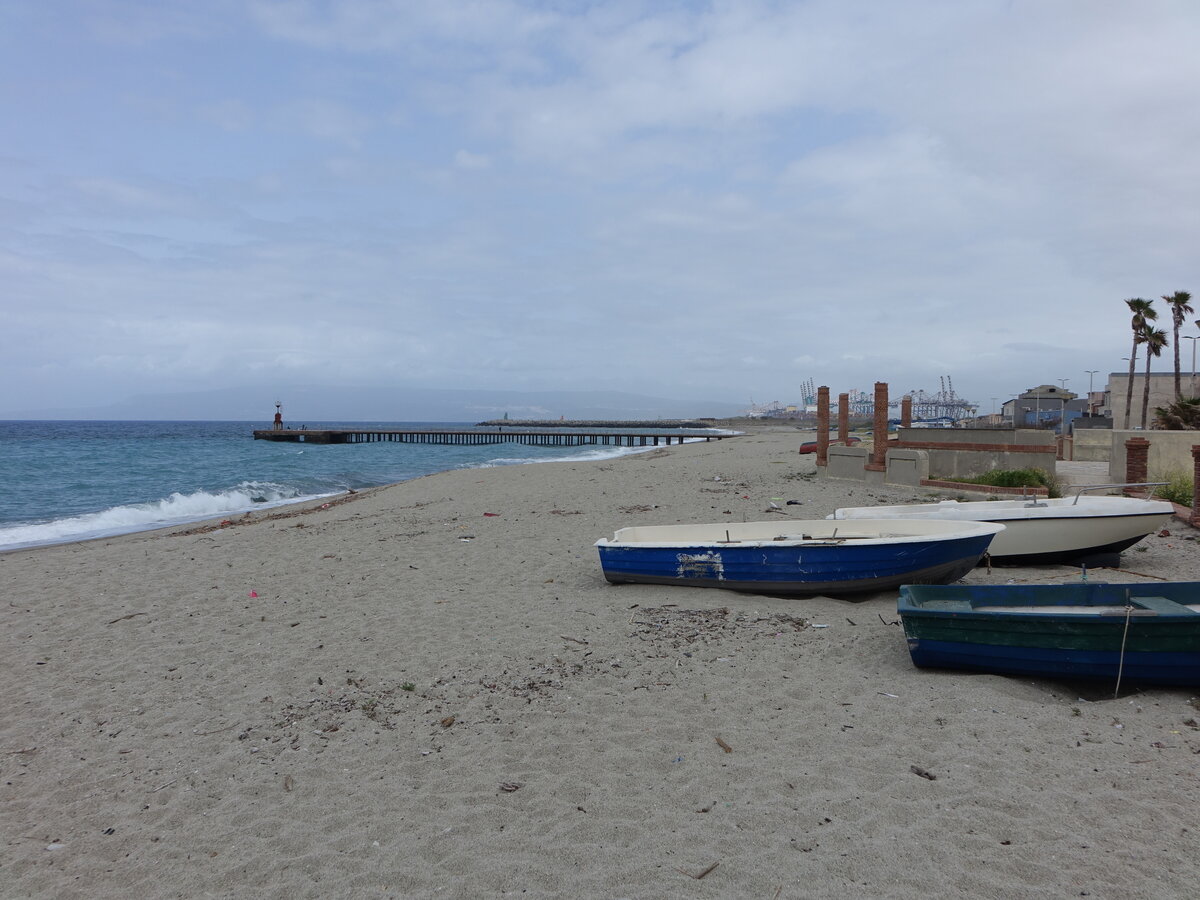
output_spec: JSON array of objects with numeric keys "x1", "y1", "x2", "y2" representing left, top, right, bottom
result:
[
  {"x1": 815, "y1": 386, "x2": 830, "y2": 467},
  {"x1": 1124, "y1": 437, "x2": 1150, "y2": 493},
  {"x1": 1192, "y1": 445, "x2": 1200, "y2": 526},
  {"x1": 901, "y1": 395, "x2": 912, "y2": 428},
  {"x1": 870, "y1": 381, "x2": 888, "y2": 470},
  {"x1": 838, "y1": 392, "x2": 850, "y2": 444}
]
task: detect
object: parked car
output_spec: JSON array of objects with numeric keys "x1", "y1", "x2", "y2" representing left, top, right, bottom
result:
[{"x1": 798, "y1": 436, "x2": 862, "y2": 454}]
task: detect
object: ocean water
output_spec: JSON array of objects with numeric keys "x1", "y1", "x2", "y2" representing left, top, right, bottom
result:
[{"x1": 0, "y1": 421, "x2": 678, "y2": 552}]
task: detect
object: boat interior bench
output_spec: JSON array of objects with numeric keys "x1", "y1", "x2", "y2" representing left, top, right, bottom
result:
[{"x1": 1131, "y1": 595, "x2": 1200, "y2": 615}]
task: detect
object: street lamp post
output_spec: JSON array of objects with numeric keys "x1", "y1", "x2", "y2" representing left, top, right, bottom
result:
[{"x1": 1121, "y1": 359, "x2": 1133, "y2": 427}]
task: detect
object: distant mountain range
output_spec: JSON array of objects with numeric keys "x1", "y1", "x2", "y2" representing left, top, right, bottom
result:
[{"x1": 2, "y1": 385, "x2": 746, "y2": 423}]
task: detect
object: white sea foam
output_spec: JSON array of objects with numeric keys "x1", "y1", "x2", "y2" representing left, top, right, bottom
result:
[
  {"x1": 0, "y1": 481, "x2": 337, "y2": 552},
  {"x1": 476, "y1": 442, "x2": 674, "y2": 468},
  {"x1": 0, "y1": 430, "x2": 714, "y2": 552}
]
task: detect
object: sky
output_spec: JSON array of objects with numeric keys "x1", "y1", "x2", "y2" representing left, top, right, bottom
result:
[{"x1": 4, "y1": 0, "x2": 1200, "y2": 417}]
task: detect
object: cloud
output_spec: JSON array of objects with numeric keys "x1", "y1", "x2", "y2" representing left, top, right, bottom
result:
[
  {"x1": 248, "y1": 0, "x2": 554, "y2": 58},
  {"x1": 277, "y1": 99, "x2": 371, "y2": 147},
  {"x1": 454, "y1": 149, "x2": 491, "y2": 170},
  {"x1": 79, "y1": 0, "x2": 234, "y2": 44},
  {"x1": 199, "y1": 99, "x2": 255, "y2": 132},
  {"x1": 69, "y1": 177, "x2": 193, "y2": 216},
  {"x1": 5, "y1": 0, "x2": 1200, "y2": 413},
  {"x1": 1003, "y1": 343, "x2": 1068, "y2": 354}
]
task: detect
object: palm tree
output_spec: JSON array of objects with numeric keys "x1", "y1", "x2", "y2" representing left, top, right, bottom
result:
[
  {"x1": 1163, "y1": 290, "x2": 1194, "y2": 399},
  {"x1": 1139, "y1": 325, "x2": 1169, "y2": 429},
  {"x1": 1154, "y1": 396, "x2": 1200, "y2": 429},
  {"x1": 1123, "y1": 298, "x2": 1157, "y2": 428}
]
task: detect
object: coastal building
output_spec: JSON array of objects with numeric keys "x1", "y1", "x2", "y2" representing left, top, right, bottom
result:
[
  {"x1": 1086, "y1": 390, "x2": 1110, "y2": 417},
  {"x1": 1002, "y1": 385, "x2": 1078, "y2": 433},
  {"x1": 1106, "y1": 372, "x2": 1194, "y2": 428}
]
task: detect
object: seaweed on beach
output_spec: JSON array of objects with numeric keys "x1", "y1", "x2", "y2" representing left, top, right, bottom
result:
[
  {"x1": 270, "y1": 675, "x2": 416, "y2": 734},
  {"x1": 629, "y1": 606, "x2": 809, "y2": 649},
  {"x1": 261, "y1": 609, "x2": 813, "y2": 743}
]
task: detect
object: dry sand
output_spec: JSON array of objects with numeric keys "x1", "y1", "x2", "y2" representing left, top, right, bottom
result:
[{"x1": 3, "y1": 428, "x2": 1199, "y2": 899}]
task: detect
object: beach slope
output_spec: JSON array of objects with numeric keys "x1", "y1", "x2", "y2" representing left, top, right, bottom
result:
[{"x1": 3, "y1": 430, "x2": 1198, "y2": 898}]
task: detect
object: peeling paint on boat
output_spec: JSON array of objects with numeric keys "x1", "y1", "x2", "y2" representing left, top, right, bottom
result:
[{"x1": 676, "y1": 551, "x2": 724, "y2": 580}]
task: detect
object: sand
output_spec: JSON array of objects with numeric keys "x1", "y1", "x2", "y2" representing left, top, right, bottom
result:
[{"x1": 3, "y1": 427, "x2": 1199, "y2": 899}]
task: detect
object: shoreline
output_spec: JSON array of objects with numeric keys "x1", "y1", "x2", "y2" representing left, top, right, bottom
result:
[
  {"x1": 0, "y1": 426, "x2": 712, "y2": 555},
  {"x1": 3, "y1": 429, "x2": 1197, "y2": 898}
]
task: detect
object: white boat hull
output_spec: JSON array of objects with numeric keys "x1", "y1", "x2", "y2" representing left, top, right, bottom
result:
[{"x1": 830, "y1": 496, "x2": 1173, "y2": 564}]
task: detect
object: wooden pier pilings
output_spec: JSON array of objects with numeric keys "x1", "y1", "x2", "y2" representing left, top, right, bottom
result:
[{"x1": 252, "y1": 428, "x2": 737, "y2": 447}]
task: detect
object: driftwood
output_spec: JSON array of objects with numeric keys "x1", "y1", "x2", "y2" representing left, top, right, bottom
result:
[{"x1": 676, "y1": 862, "x2": 720, "y2": 879}]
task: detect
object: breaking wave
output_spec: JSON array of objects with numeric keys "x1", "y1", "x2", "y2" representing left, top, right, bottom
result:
[{"x1": 0, "y1": 481, "x2": 337, "y2": 551}]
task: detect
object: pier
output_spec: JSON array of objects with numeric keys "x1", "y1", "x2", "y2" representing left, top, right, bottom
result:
[{"x1": 252, "y1": 428, "x2": 738, "y2": 447}]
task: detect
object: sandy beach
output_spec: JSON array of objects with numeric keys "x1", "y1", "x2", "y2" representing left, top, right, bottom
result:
[{"x1": 3, "y1": 427, "x2": 1199, "y2": 899}]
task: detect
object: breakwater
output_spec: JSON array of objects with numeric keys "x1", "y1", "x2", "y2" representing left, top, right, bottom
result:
[
  {"x1": 474, "y1": 419, "x2": 718, "y2": 429},
  {"x1": 253, "y1": 427, "x2": 737, "y2": 447}
]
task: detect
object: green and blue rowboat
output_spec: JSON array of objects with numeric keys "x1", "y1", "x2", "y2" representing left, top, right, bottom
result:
[{"x1": 898, "y1": 582, "x2": 1200, "y2": 686}]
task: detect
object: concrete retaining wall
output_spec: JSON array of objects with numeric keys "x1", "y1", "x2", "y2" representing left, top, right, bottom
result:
[
  {"x1": 897, "y1": 427, "x2": 1054, "y2": 447},
  {"x1": 1109, "y1": 431, "x2": 1200, "y2": 481},
  {"x1": 827, "y1": 445, "x2": 879, "y2": 483},
  {"x1": 821, "y1": 431, "x2": 1059, "y2": 489},
  {"x1": 1071, "y1": 428, "x2": 1112, "y2": 462},
  {"x1": 885, "y1": 449, "x2": 929, "y2": 487},
  {"x1": 892, "y1": 429, "x2": 1056, "y2": 479}
]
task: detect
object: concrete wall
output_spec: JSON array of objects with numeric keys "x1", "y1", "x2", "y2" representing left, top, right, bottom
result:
[
  {"x1": 894, "y1": 428, "x2": 1056, "y2": 479},
  {"x1": 1109, "y1": 431, "x2": 1200, "y2": 481},
  {"x1": 822, "y1": 431, "x2": 1058, "y2": 487},
  {"x1": 827, "y1": 445, "x2": 880, "y2": 483},
  {"x1": 1072, "y1": 428, "x2": 1112, "y2": 462},
  {"x1": 821, "y1": 445, "x2": 928, "y2": 487},
  {"x1": 1072, "y1": 415, "x2": 1113, "y2": 430},
  {"x1": 1108, "y1": 372, "x2": 1197, "y2": 428},
  {"x1": 885, "y1": 449, "x2": 929, "y2": 487},
  {"x1": 896, "y1": 427, "x2": 1055, "y2": 447}
]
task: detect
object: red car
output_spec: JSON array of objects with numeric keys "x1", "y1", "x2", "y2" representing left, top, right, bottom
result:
[{"x1": 798, "y1": 436, "x2": 862, "y2": 454}]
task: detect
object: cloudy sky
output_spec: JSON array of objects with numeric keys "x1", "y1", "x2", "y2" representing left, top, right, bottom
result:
[{"x1": 4, "y1": 0, "x2": 1199, "y2": 416}]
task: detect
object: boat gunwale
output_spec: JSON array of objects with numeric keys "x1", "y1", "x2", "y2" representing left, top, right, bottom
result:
[
  {"x1": 833, "y1": 504, "x2": 1174, "y2": 522},
  {"x1": 596, "y1": 520, "x2": 1005, "y2": 549},
  {"x1": 899, "y1": 603, "x2": 1200, "y2": 622},
  {"x1": 899, "y1": 584, "x2": 1200, "y2": 623}
]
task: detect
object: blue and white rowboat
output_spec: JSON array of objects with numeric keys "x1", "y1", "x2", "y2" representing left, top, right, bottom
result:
[{"x1": 595, "y1": 519, "x2": 1004, "y2": 596}]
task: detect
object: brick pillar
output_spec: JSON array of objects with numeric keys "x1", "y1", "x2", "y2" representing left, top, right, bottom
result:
[
  {"x1": 838, "y1": 393, "x2": 850, "y2": 444},
  {"x1": 871, "y1": 381, "x2": 888, "y2": 469},
  {"x1": 1124, "y1": 437, "x2": 1150, "y2": 493},
  {"x1": 815, "y1": 386, "x2": 830, "y2": 466},
  {"x1": 1192, "y1": 445, "x2": 1200, "y2": 526},
  {"x1": 901, "y1": 395, "x2": 912, "y2": 428}
]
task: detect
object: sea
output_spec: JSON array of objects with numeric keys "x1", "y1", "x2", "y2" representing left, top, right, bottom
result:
[{"x1": 0, "y1": 421, "x2": 688, "y2": 553}]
